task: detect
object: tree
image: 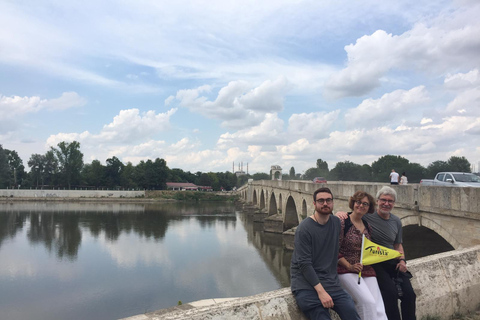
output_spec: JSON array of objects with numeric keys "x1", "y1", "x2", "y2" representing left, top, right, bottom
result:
[
  {"x1": 426, "y1": 161, "x2": 449, "y2": 178},
  {"x1": 52, "y1": 141, "x2": 84, "y2": 188},
  {"x1": 303, "y1": 167, "x2": 322, "y2": 181},
  {"x1": 121, "y1": 162, "x2": 137, "y2": 189},
  {"x1": 316, "y1": 159, "x2": 329, "y2": 178},
  {"x1": 252, "y1": 172, "x2": 270, "y2": 180},
  {"x1": 289, "y1": 167, "x2": 296, "y2": 179},
  {"x1": 43, "y1": 150, "x2": 59, "y2": 186},
  {"x1": 28, "y1": 154, "x2": 46, "y2": 187},
  {"x1": 105, "y1": 156, "x2": 124, "y2": 188},
  {"x1": 0, "y1": 145, "x2": 10, "y2": 188},
  {"x1": 330, "y1": 161, "x2": 371, "y2": 181},
  {"x1": 447, "y1": 156, "x2": 471, "y2": 172},
  {"x1": 404, "y1": 162, "x2": 425, "y2": 183},
  {"x1": 5, "y1": 149, "x2": 26, "y2": 187},
  {"x1": 81, "y1": 160, "x2": 105, "y2": 187},
  {"x1": 371, "y1": 155, "x2": 410, "y2": 182}
]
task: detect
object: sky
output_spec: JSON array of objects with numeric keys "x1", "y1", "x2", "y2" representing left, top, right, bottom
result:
[{"x1": 1, "y1": 0, "x2": 480, "y2": 175}]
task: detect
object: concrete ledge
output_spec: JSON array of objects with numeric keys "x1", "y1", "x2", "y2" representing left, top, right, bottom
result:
[
  {"x1": 121, "y1": 245, "x2": 480, "y2": 320},
  {"x1": 0, "y1": 189, "x2": 145, "y2": 198}
]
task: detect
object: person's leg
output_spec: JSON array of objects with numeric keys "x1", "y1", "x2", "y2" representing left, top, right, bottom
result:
[
  {"x1": 338, "y1": 273, "x2": 377, "y2": 320},
  {"x1": 372, "y1": 263, "x2": 401, "y2": 320},
  {"x1": 330, "y1": 289, "x2": 361, "y2": 320},
  {"x1": 399, "y1": 273, "x2": 417, "y2": 320},
  {"x1": 364, "y1": 276, "x2": 388, "y2": 320},
  {"x1": 294, "y1": 289, "x2": 332, "y2": 320}
]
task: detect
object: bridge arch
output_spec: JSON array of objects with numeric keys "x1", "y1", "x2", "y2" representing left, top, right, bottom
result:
[
  {"x1": 268, "y1": 192, "x2": 277, "y2": 216},
  {"x1": 252, "y1": 190, "x2": 258, "y2": 205},
  {"x1": 259, "y1": 190, "x2": 266, "y2": 210},
  {"x1": 284, "y1": 196, "x2": 299, "y2": 231},
  {"x1": 278, "y1": 194, "x2": 283, "y2": 213},
  {"x1": 401, "y1": 215, "x2": 460, "y2": 249}
]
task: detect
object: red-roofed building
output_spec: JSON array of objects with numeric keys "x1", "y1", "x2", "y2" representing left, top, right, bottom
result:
[{"x1": 166, "y1": 182, "x2": 198, "y2": 191}]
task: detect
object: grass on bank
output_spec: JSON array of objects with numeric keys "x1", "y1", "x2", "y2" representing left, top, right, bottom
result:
[{"x1": 146, "y1": 190, "x2": 239, "y2": 202}]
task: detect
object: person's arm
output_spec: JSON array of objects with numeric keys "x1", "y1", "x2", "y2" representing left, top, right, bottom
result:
[
  {"x1": 295, "y1": 225, "x2": 321, "y2": 287},
  {"x1": 313, "y1": 282, "x2": 334, "y2": 308},
  {"x1": 338, "y1": 257, "x2": 363, "y2": 273},
  {"x1": 394, "y1": 243, "x2": 408, "y2": 273}
]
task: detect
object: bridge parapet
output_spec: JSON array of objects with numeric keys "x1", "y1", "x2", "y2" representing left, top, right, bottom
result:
[{"x1": 239, "y1": 180, "x2": 480, "y2": 249}]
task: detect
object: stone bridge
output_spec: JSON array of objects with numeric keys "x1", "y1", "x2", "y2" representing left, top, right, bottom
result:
[{"x1": 237, "y1": 180, "x2": 480, "y2": 249}]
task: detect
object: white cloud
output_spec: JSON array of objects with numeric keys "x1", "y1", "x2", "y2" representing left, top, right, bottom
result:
[
  {"x1": 444, "y1": 69, "x2": 480, "y2": 90},
  {"x1": 217, "y1": 113, "x2": 285, "y2": 149},
  {"x1": 287, "y1": 111, "x2": 341, "y2": 139},
  {"x1": 344, "y1": 86, "x2": 429, "y2": 128},
  {"x1": 173, "y1": 78, "x2": 290, "y2": 129},
  {"x1": 324, "y1": 8, "x2": 480, "y2": 98}
]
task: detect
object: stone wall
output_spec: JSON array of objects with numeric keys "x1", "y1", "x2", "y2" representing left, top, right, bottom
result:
[
  {"x1": 123, "y1": 245, "x2": 480, "y2": 320},
  {"x1": 0, "y1": 189, "x2": 145, "y2": 198},
  {"x1": 239, "y1": 180, "x2": 480, "y2": 248}
]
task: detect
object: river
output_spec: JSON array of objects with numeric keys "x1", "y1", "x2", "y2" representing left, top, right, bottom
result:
[{"x1": 0, "y1": 201, "x2": 289, "y2": 320}]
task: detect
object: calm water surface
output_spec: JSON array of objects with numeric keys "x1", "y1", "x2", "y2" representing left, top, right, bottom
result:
[{"x1": 0, "y1": 201, "x2": 291, "y2": 320}]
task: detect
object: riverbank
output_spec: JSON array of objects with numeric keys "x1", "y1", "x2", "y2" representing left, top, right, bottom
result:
[{"x1": 0, "y1": 189, "x2": 239, "y2": 202}]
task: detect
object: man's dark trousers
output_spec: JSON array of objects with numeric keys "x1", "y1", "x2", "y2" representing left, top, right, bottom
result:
[{"x1": 372, "y1": 260, "x2": 416, "y2": 320}]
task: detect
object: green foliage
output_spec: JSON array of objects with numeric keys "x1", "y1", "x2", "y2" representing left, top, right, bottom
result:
[
  {"x1": 0, "y1": 145, "x2": 10, "y2": 188},
  {"x1": 447, "y1": 156, "x2": 471, "y2": 173},
  {"x1": 52, "y1": 141, "x2": 84, "y2": 188},
  {"x1": 427, "y1": 160, "x2": 449, "y2": 178},
  {"x1": 252, "y1": 172, "x2": 270, "y2": 180},
  {"x1": 303, "y1": 167, "x2": 322, "y2": 181},
  {"x1": 371, "y1": 155, "x2": 410, "y2": 182},
  {"x1": 3, "y1": 140, "x2": 477, "y2": 190},
  {"x1": 329, "y1": 161, "x2": 371, "y2": 181}
]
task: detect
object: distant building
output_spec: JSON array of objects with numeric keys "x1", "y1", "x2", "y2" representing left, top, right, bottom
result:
[
  {"x1": 233, "y1": 161, "x2": 248, "y2": 177},
  {"x1": 166, "y1": 182, "x2": 198, "y2": 191}
]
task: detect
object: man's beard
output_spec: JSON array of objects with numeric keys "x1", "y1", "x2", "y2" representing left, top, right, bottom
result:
[
  {"x1": 378, "y1": 206, "x2": 390, "y2": 215},
  {"x1": 318, "y1": 206, "x2": 333, "y2": 215}
]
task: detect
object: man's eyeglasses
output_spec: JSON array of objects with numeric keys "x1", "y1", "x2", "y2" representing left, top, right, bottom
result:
[
  {"x1": 378, "y1": 198, "x2": 395, "y2": 204},
  {"x1": 315, "y1": 198, "x2": 333, "y2": 204},
  {"x1": 355, "y1": 200, "x2": 370, "y2": 207}
]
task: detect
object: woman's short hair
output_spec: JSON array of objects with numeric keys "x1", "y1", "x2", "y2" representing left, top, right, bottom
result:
[{"x1": 349, "y1": 190, "x2": 376, "y2": 213}]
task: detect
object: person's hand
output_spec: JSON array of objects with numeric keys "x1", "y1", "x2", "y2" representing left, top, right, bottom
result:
[
  {"x1": 349, "y1": 263, "x2": 363, "y2": 273},
  {"x1": 396, "y1": 260, "x2": 407, "y2": 273},
  {"x1": 318, "y1": 291, "x2": 334, "y2": 309},
  {"x1": 335, "y1": 211, "x2": 348, "y2": 219}
]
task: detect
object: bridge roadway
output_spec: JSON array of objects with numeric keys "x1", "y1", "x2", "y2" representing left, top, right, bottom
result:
[{"x1": 237, "y1": 180, "x2": 480, "y2": 249}]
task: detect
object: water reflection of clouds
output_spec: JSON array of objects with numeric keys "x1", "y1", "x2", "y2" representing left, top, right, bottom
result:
[
  {"x1": 174, "y1": 219, "x2": 279, "y2": 300},
  {"x1": 98, "y1": 232, "x2": 172, "y2": 269},
  {"x1": 0, "y1": 232, "x2": 78, "y2": 280}
]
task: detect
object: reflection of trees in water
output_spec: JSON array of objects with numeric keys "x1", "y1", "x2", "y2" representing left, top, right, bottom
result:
[
  {"x1": 0, "y1": 211, "x2": 27, "y2": 247},
  {"x1": 0, "y1": 201, "x2": 236, "y2": 260}
]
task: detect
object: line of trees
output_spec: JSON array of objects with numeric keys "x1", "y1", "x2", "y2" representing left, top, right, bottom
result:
[
  {"x1": 0, "y1": 142, "x2": 238, "y2": 191},
  {"x1": 0, "y1": 142, "x2": 474, "y2": 190},
  {"x1": 298, "y1": 155, "x2": 473, "y2": 183}
]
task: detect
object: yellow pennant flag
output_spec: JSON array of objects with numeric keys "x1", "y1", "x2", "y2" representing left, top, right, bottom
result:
[{"x1": 361, "y1": 235, "x2": 402, "y2": 265}]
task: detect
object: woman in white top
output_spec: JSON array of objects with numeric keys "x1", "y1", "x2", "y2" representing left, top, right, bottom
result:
[{"x1": 400, "y1": 172, "x2": 408, "y2": 185}]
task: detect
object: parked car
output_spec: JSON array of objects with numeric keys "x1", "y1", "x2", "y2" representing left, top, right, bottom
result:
[
  {"x1": 313, "y1": 177, "x2": 327, "y2": 183},
  {"x1": 420, "y1": 172, "x2": 480, "y2": 187}
]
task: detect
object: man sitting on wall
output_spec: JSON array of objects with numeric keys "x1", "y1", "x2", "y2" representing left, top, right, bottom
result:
[{"x1": 290, "y1": 187, "x2": 360, "y2": 320}]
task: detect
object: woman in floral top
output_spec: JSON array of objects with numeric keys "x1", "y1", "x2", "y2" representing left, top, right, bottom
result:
[{"x1": 337, "y1": 191, "x2": 388, "y2": 320}]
